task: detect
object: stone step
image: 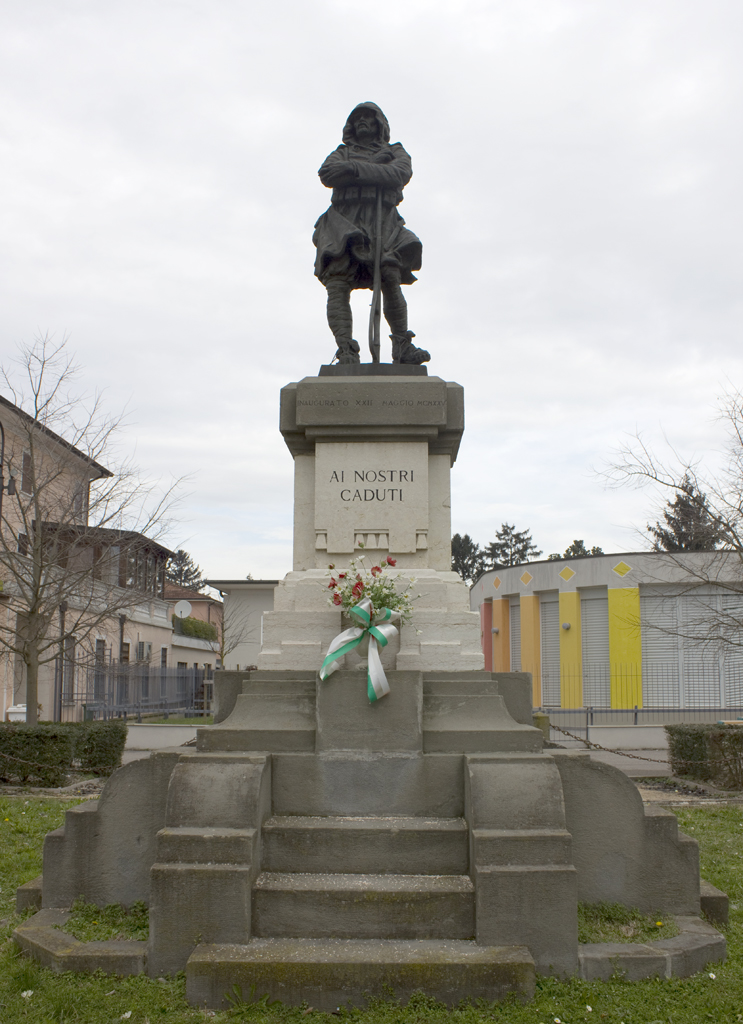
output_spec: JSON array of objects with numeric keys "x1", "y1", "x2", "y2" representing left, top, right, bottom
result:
[
  {"x1": 252, "y1": 872, "x2": 475, "y2": 940},
  {"x1": 186, "y1": 937, "x2": 535, "y2": 1010},
  {"x1": 261, "y1": 815, "x2": 469, "y2": 874}
]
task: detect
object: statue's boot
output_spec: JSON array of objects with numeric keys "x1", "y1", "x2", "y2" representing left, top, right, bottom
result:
[
  {"x1": 391, "y1": 331, "x2": 430, "y2": 365},
  {"x1": 335, "y1": 337, "x2": 361, "y2": 365}
]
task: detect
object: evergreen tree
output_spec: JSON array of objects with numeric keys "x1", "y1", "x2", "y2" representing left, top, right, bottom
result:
[
  {"x1": 166, "y1": 549, "x2": 205, "y2": 591},
  {"x1": 647, "y1": 477, "x2": 724, "y2": 552},
  {"x1": 484, "y1": 523, "x2": 542, "y2": 567},
  {"x1": 564, "y1": 540, "x2": 604, "y2": 558},
  {"x1": 451, "y1": 533, "x2": 486, "y2": 584}
]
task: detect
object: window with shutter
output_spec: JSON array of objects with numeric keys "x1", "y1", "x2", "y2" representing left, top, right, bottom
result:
[
  {"x1": 641, "y1": 592, "x2": 680, "y2": 706},
  {"x1": 678, "y1": 594, "x2": 722, "y2": 707},
  {"x1": 540, "y1": 596, "x2": 560, "y2": 706},
  {"x1": 581, "y1": 590, "x2": 610, "y2": 707},
  {"x1": 510, "y1": 601, "x2": 521, "y2": 672},
  {"x1": 722, "y1": 595, "x2": 743, "y2": 705}
]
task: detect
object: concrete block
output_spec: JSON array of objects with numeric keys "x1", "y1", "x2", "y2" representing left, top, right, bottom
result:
[
  {"x1": 474, "y1": 864, "x2": 578, "y2": 976},
  {"x1": 471, "y1": 829, "x2": 572, "y2": 867},
  {"x1": 212, "y1": 670, "x2": 246, "y2": 723},
  {"x1": 149, "y1": 862, "x2": 253, "y2": 976},
  {"x1": 424, "y1": 694, "x2": 541, "y2": 753},
  {"x1": 252, "y1": 872, "x2": 474, "y2": 940},
  {"x1": 316, "y1": 671, "x2": 422, "y2": 751},
  {"x1": 465, "y1": 755, "x2": 567, "y2": 831},
  {"x1": 199, "y1": 691, "x2": 315, "y2": 753},
  {"x1": 16, "y1": 875, "x2": 43, "y2": 913},
  {"x1": 42, "y1": 749, "x2": 182, "y2": 909},
  {"x1": 700, "y1": 879, "x2": 729, "y2": 926},
  {"x1": 186, "y1": 938, "x2": 535, "y2": 1010},
  {"x1": 261, "y1": 816, "x2": 468, "y2": 875},
  {"x1": 13, "y1": 909, "x2": 145, "y2": 976},
  {"x1": 156, "y1": 827, "x2": 257, "y2": 865},
  {"x1": 579, "y1": 942, "x2": 670, "y2": 981},
  {"x1": 655, "y1": 920, "x2": 727, "y2": 976},
  {"x1": 271, "y1": 752, "x2": 464, "y2": 817},
  {"x1": 422, "y1": 672, "x2": 534, "y2": 726},
  {"x1": 552, "y1": 751, "x2": 700, "y2": 914},
  {"x1": 164, "y1": 754, "x2": 270, "y2": 829}
]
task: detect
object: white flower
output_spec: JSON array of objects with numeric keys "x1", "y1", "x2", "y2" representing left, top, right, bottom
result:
[
  {"x1": 709, "y1": 972, "x2": 716, "y2": 979},
  {"x1": 586, "y1": 1007, "x2": 593, "y2": 1012},
  {"x1": 21, "y1": 990, "x2": 33, "y2": 998},
  {"x1": 121, "y1": 1013, "x2": 132, "y2": 1020},
  {"x1": 554, "y1": 1018, "x2": 561, "y2": 1023}
]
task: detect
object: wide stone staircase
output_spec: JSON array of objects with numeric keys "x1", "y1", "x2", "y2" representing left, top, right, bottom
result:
[
  {"x1": 175, "y1": 671, "x2": 547, "y2": 1008},
  {"x1": 184, "y1": 804, "x2": 535, "y2": 1010},
  {"x1": 254, "y1": 815, "x2": 474, "y2": 940}
]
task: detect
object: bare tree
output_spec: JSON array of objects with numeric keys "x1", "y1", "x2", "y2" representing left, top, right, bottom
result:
[
  {"x1": 0, "y1": 336, "x2": 180, "y2": 723},
  {"x1": 209, "y1": 598, "x2": 256, "y2": 669},
  {"x1": 603, "y1": 388, "x2": 743, "y2": 655}
]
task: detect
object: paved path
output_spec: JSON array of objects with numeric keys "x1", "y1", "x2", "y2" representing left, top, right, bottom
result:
[{"x1": 587, "y1": 748, "x2": 671, "y2": 777}]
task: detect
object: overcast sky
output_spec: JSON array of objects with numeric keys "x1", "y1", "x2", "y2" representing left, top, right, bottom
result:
[{"x1": 2, "y1": 0, "x2": 742, "y2": 579}]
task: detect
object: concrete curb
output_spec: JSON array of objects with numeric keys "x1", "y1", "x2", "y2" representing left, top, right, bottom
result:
[
  {"x1": 579, "y1": 915, "x2": 726, "y2": 981},
  {"x1": 13, "y1": 906, "x2": 724, "y2": 990},
  {"x1": 13, "y1": 909, "x2": 146, "y2": 976}
]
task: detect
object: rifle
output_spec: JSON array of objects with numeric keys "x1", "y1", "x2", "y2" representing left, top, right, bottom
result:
[{"x1": 368, "y1": 187, "x2": 383, "y2": 362}]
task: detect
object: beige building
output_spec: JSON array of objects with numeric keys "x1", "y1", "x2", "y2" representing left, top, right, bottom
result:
[
  {"x1": 165, "y1": 582, "x2": 222, "y2": 676},
  {"x1": 0, "y1": 394, "x2": 180, "y2": 720}
]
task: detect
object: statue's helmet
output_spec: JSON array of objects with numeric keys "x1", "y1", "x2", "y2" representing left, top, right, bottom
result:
[{"x1": 342, "y1": 102, "x2": 391, "y2": 145}]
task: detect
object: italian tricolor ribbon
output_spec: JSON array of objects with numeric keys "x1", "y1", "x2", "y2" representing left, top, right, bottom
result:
[{"x1": 319, "y1": 597, "x2": 401, "y2": 701}]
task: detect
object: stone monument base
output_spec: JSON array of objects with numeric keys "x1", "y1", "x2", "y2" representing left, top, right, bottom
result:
[
  {"x1": 21, "y1": 667, "x2": 723, "y2": 1010},
  {"x1": 258, "y1": 567, "x2": 484, "y2": 673}
]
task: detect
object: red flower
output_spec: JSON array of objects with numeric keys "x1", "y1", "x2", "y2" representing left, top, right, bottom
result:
[
  {"x1": 338, "y1": 572, "x2": 347, "y2": 579},
  {"x1": 371, "y1": 566, "x2": 382, "y2": 576},
  {"x1": 332, "y1": 592, "x2": 342, "y2": 605},
  {"x1": 352, "y1": 581, "x2": 364, "y2": 596},
  {"x1": 386, "y1": 557, "x2": 397, "y2": 567},
  {"x1": 356, "y1": 574, "x2": 363, "y2": 581},
  {"x1": 328, "y1": 579, "x2": 337, "y2": 589},
  {"x1": 328, "y1": 564, "x2": 335, "y2": 570}
]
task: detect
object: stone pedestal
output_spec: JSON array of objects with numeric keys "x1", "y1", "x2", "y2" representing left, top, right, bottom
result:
[{"x1": 258, "y1": 372, "x2": 484, "y2": 673}]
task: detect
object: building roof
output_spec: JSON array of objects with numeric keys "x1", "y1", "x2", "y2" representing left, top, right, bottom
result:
[
  {"x1": 164, "y1": 582, "x2": 223, "y2": 604},
  {"x1": 470, "y1": 549, "x2": 737, "y2": 601},
  {"x1": 0, "y1": 393, "x2": 113, "y2": 479},
  {"x1": 206, "y1": 579, "x2": 279, "y2": 590}
]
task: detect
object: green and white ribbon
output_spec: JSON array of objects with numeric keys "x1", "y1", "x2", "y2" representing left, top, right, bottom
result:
[{"x1": 319, "y1": 597, "x2": 400, "y2": 702}]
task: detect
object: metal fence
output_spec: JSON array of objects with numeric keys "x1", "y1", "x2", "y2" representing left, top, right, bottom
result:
[
  {"x1": 541, "y1": 662, "x2": 743, "y2": 711},
  {"x1": 536, "y1": 705, "x2": 743, "y2": 745},
  {"x1": 52, "y1": 659, "x2": 214, "y2": 722}
]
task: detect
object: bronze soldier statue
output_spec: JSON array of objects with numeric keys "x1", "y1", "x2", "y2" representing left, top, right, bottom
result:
[{"x1": 313, "y1": 103, "x2": 430, "y2": 366}]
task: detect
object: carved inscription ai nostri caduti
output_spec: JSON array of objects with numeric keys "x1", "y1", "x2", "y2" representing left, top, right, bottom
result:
[{"x1": 314, "y1": 441, "x2": 429, "y2": 554}]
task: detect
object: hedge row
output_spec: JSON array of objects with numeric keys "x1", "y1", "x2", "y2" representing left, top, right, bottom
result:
[
  {"x1": 665, "y1": 723, "x2": 743, "y2": 789},
  {"x1": 172, "y1": 614, "x2": 218, "y2": 641},
  {"x1": 0, "y1": 720, "x2": 127, "y2": 787}
]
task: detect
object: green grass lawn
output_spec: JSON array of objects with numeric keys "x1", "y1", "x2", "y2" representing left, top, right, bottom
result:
[{"x1": 0, "y1": 798, "x2": 740, "y2": 1023}]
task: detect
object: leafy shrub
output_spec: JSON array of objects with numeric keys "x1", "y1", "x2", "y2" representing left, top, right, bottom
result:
[
  {"x1": 0, "y1": 725, "x2": 76, "y2": 786},
  {"x1": 0, "y1": 720, "x2": 127, "y2": 786},
  {"x1": 172, "y1": 614, "x2": 217, "y2": 641},
  {"x1": 75, "y1": 720, "x2": 127, "y2": 775},
  {"x1": 666, "y1": 723, "x2": 743, "y2": 788}
]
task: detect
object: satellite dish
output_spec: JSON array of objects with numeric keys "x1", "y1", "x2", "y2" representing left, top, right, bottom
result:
[{"x1": 174, "y1": 600, "x2": 192, "y2": 619}]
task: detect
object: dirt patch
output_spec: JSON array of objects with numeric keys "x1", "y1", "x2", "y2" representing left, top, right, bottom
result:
[{"x1": 0, "y1": 774, "x2": 106, "y2": 799}]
